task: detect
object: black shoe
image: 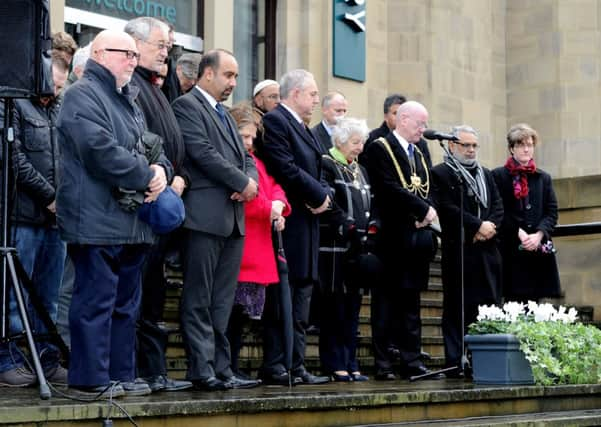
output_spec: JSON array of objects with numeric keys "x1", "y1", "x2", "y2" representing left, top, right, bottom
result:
[
  {"x1": 192, "y1": 377, "x2": 231, "y2": 391},
  {"x1": 374, "y1": 370, "x2": 396, "y2": 381},
  {"x1": 261, "y1": 371, "x2": 295, "y2": 386},
  {"x1": 293, "y1": 370, "x2": 330, "y2": 385},
  {"x1": 401, "y1": 364, "x2": 445, "y2": 380},
  {"x1": 219, "y1": 374, "x2": 261, "y2": 389},
  {"x1": 444, "y1": 368, "x2": 465, "y2": 379},
  {"x1": 351, "y1": 372, "x2": 369, "y2": 382},
  {"x1": 143, "y1": 375, "x2": 193, "y2": 392},
  {"x1": 331, "y1": 372, "x2": 352, "y2": 382},
  {"x1": 305, "y1": 325, "x2": 320, "y2": 335}
]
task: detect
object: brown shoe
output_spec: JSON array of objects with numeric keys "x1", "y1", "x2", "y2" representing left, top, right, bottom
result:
[{"x1": 0, "y1": 367, "x2": 36, "y2": 387}]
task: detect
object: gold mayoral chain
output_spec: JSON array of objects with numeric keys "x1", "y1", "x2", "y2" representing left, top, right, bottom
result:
[{"x1": 376, "y1": 137, "x2": 430, "y2": 199}]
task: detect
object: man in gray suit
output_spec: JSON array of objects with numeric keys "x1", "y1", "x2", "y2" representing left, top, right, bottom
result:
[{"x1": 172, "y1": 49, "x2": 260, "y2": 391}]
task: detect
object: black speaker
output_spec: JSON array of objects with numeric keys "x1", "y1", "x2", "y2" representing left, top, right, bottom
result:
[{"x1": 0, "y1": 0, "x2": 53, "y2": 98}]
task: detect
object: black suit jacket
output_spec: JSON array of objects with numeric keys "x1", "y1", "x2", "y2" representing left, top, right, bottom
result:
[
  {"x1": 364, "y1": 131, "x2": 436, "y2": 289},
  {"x1": 311, "y1": 122, "x2": 332, "y2": 153},
  {"x1": 172, "y1": 88, "x2": 257, "y2": 237},
  {"x1": 360, "y1": 122, "x2": 432, "y2": 168},
  {"x1": 258, "y1": 104, "x2": 329, "y2": 282}
]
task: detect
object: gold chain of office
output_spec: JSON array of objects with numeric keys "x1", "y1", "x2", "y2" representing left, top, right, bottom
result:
[{"x1": 376, "y1": 137, "x2": 430, "y2": 199}]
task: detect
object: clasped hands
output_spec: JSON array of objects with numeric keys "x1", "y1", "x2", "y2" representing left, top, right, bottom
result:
[
  {"x1": 518, "y1": 228, "x2": 543, "y2": 251},
  {"x1": 307, "y1": 195, "x2": 331, "y2": 215},
  {"x1": 473, "y1": 221, "x2": 496, "y2": 243},
  {"x1": 145, "y1": 164, "x2": 168, "y2": 202},
  {"x1": 231, "y1": 178, "x2": 259, "y2": 202},
  {"x1": 415, "y1": 206, "x2": 437, "y2": 229}
]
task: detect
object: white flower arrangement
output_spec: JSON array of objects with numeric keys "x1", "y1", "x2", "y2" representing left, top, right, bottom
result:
[{"x1": 468, "y1": 301, "x2": 601, "y2": 385}]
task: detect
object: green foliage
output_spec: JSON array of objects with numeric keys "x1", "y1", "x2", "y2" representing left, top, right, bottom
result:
[{"x1": 469, "y1": 319, "x2": 601, "y2": 385}]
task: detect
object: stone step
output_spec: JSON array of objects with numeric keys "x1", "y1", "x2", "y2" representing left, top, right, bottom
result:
[{"x1": 356, "y1": 409, "x2": 601, "y2": 426}]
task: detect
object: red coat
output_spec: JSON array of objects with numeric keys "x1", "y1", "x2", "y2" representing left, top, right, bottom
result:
[{"x1": 238, "y1": 154, "x2": 291, "y2": 284}]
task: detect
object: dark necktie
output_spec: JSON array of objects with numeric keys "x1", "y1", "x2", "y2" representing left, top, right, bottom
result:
[
  {"x1": 408, "y1": 143, "x2": 416, "y2": 168},
  {"x1": 215, "y1": 102, "x2": 228, "y2": 127}
]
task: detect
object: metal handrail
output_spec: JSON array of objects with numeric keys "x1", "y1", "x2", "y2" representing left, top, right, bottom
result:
[{"x1": 553, "y1": 222, "x2": 601, "y2": 237}]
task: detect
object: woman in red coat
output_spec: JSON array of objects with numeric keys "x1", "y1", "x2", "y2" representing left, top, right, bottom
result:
[{"x1": 227, "y1": 103, "x2": 291, "y2": 376}]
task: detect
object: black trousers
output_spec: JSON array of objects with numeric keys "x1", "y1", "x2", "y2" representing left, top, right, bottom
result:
[
  {"x1": 261, "y1": 279, "x2": 313, "y2": 375},
  {"x1": 371, "y1": 285, "x2": 421, "y2": 372},
  {"x1": 136, "y1": 234, "x2": 169, "y2": 378},
  {"x1": 180, "y1": 229, "x2": 243, "y2": 380}
]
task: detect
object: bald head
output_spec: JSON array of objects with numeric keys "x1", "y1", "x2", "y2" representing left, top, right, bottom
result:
[
  {"x1": 91, "y1": 30, "x2": 139, "y2": 88},
  {"x1": 395, "y1": 100, "x2": 429, "y2": 143}
]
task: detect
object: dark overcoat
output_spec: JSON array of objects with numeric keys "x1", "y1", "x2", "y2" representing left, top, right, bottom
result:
[
  {"x1": 318, "y1": 154, "x2": 376, "y2": 293},
  {"x1": 492, "y1": 166, "x2": 561, "y2": 300},
  {"x1": 431, "y1": 163, "x2": 504, "y2": 305},
  {"x1": 257, "y1": 104, "x2": 330, "y2": 283},
  {"x1": 364, "y1": 132, "x2": 437, "y2": 290}
]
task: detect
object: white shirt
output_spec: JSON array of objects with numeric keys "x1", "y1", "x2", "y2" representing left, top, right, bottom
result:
[
  {"x1": 321, "y1": 120, "x2": 333, "y2": 135},
  {"x1": 392, "y1": 130, "x2": 412, "y2": 157},
  {"x1": 280, "y1": 102, "x2": 304, "y2": 125},
  {"x1": 195, "y1": 85, "x2": 218, "y2": 110}
]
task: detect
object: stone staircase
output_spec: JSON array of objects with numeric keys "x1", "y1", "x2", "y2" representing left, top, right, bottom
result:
[{"x1": 162, "y1": 254, "x2": 446, "y2": 379}]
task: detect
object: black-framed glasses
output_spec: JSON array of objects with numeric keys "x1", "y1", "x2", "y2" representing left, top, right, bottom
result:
[
  {"x1": 454, "y1": 141, "x2": 480, "y2": 150},
  {"x1": 103, "y1": 48, "x2": 140, "y2": 60}
]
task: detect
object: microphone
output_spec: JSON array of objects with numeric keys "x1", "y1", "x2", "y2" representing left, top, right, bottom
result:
[{"x1": 422, "y1": 129, "x2": 460, "y2": 142}]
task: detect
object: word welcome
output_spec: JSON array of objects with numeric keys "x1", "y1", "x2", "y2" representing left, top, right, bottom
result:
[{"x1": 81, "y1": 0, "x2": 176, "y2": 23}]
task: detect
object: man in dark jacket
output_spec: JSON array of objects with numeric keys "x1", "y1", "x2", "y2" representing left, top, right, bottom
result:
[
  {"x1": 364, "y1": 100, "x2": 439, "y2": 380},
  {"x1": 0, "y1": 57, "x2": 69, "y2": 388},
  {"x1": 257, "y1": 69, "x2": 331, "y2": 385},
  {"x1": 57, "y1": 30, "x2": 172, "y2": 397},
  {"x1": 431, "y1": 125, "x2": 503, "y2": 377},
  {"x1": 124, "y1": 16, "x2": 191, "y2": 393}
]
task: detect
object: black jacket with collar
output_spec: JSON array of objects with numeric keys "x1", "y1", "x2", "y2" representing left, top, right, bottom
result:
[{"x1": 4, "y1": 96, "x2": 62, "y2": 227}]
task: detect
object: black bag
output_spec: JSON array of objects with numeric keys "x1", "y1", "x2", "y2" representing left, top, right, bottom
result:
[{"x1": 113, "y1": 131, "x2": 164, "y2": 212}]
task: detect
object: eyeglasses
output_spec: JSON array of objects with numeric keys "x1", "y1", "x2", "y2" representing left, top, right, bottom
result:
[
  {"x1": 263, "y1": 94, "x2": 280, "y2": 100},
  {"x1": 454, "y1": 141, "x2": 480, "y2": 150},
  {"x1": 142, "y1": 39, "x2": 169, "y2": 51},
  {"x1": 103, "y1": 48, "x2": 140, "y2": 60}
]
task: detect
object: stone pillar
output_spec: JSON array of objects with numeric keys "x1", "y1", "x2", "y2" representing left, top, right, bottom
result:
[{"x1": 204, "y1": 0, "x2": 234, "y2": 52}]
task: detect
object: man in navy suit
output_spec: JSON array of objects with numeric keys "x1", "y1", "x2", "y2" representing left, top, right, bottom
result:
[
  {"x1": 172, "y1": 49, "x2": 260, "y2": 391},
  {"x1": 312, "y1": 91, "x2": 348, "y2": 152},
  {"x1": 257, "y1": 69, "x2": 331, "y2": 385}
]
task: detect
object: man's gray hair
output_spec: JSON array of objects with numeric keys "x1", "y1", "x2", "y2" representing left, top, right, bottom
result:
[
  {"x1": 331, "y1": 117, "x2": 369, "y2": 147},
  {"x1": 322, "y1": 90, "x2": 345, "y2": 108},
  {"x1": 451, "y1": 124, "x2": 478, "y2": 139},
  {"x1": 124, "y1": 17, "x2": 169, "y2": 41},
  {"x1": 177, "y1": 53, "x2": 202, "y2": 80},
  {"x1": 279, "y1": 69, "x2": 314, "y2": 99},
  {"x1": 72, "y1": 43, "x2": 91, "y2": 70}
]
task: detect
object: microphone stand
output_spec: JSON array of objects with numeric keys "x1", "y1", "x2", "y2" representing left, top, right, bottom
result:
[{"x1": 410, "y1": 138, "x2": 471, "y2": 381}]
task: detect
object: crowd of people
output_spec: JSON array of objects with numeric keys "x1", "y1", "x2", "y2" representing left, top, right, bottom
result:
[{"x1": 0, "y1": 16, "x2": 561, "y2": 396}]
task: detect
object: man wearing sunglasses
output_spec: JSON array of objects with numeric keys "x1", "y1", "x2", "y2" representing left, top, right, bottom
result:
[
  {"x1": 57, "y1": 29, "x2": 172, "y2": 397},
  {"x1": 124, "y1": 16, "x2": 192, "y2": 394},
  {"x1": 430, "y1": 125, "x2": 503, "y2": 378}
]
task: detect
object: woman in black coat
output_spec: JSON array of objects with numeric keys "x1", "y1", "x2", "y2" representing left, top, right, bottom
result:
[
  {"x1": 492, "y1": 123, "x2": 561, "y2": 302},
  {"x1": 318, "y1": 117, "x2": 378, "y2": 382}
]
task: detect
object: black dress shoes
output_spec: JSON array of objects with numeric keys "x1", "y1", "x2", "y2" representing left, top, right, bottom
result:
[
  {"x1": 143, "y1": 375, "x2": 193, "y2": 392},
  {"x1": 192, "y1": 376, "x2": 231, "y2": 391},
  {"x1": 351, "y1": 372, "x2": 369, "y2": 382},
  {"x1": 374, "y1": 370, "x2": 396, "y2": 381},
  {"x1": 293, "y1": 370, "x2": 330, "y2": 385},
  {"x1": 331, "y1": 372, "x2": 352, "y2": 382},
  {"x1": 261, "y1": 371, "x2": 295, "y2": 386},
  {"x1": 219, "y1": 375, "x2": 261, "y2": 389},
  {"x1": 401, "y1": 364, "x2": 445, "y2": 380}
]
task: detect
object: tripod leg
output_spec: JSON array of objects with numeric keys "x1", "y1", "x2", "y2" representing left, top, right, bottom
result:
[{"x1": 6, "y1": 253, "x2": 50, "y2": 399}]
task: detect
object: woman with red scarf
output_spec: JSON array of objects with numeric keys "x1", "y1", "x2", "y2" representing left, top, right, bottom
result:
[{"x1": 492, "y1": 123, "x2": 561, "y2": 302}]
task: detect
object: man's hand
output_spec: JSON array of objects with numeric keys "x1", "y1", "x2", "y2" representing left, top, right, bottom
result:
[
  {"x1": 231, "y1": 177, "x2": 259, "y2": 202},
  {"x1": 170, "y1": 175, "x2": 186, "y2": 196},
  {"x1": 415, "y1": 206, "x2": 437, "y2": 229},
  {"x1": 145, "y1": 164, "x2": 167, "y2": 202},
  {"x1": 308, "y1": 195, "x2": 331, "y2": 215},
  {"x1": 46, "y1": 200, "x2": 56, "y2": 213},
  {"x1": 474, "y1": 220, "x2": 496, "y2": 242}
]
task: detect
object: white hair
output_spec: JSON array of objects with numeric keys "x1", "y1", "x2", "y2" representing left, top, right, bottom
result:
[
  {"x1": 72, "y1": 43, "x2": 91, "y2": 70},
  {"x1": 331, "y1": 117, "x2": 369, "y2": 146},
  {"x1": 279, "y1": 69, "x2": 314, "y2": 99}
]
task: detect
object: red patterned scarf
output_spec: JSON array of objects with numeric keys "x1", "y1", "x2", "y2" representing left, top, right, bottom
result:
[{"x1": 504, "y1": 156, "x2": 536, "y2": 200}]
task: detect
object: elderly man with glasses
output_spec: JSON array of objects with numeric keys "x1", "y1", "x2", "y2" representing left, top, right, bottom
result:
[
  {"x1": 430, "y1": 125, "x2": 503, "y2": 378},
  {"x1": 56, "y1": 29, "x2": 172, "y2": 397},
  {"x1": 124, "y1": 17, "x2": 192, "y2": 393},
  {"x1": 364, "y1": 100, "x2": 440, "y2": 381}
]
